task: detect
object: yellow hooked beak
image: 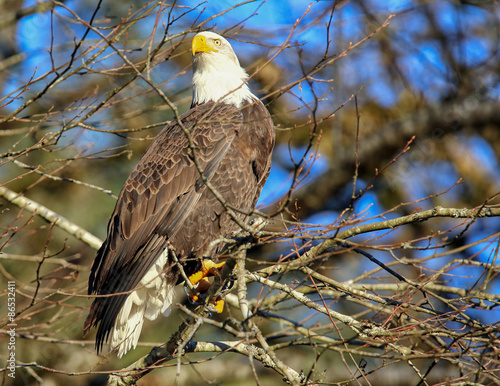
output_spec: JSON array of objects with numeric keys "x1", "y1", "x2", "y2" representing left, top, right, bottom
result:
[{"x1": 192, "y1": 35, "x2": 219, "y2": 55}]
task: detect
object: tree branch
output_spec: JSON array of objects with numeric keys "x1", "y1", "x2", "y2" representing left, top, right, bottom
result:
[{"x1": 0, "y1": 185, "x2": 102, "y2": 250}]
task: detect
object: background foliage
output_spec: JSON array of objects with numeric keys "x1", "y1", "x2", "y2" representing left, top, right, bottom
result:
[{"x1": 1, "y1": 0, "x2": 500, "y2": 385}]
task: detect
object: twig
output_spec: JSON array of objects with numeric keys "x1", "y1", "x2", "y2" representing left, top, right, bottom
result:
[{"x1": 0, "y1": 185, "x2": 102, "y2": 250}]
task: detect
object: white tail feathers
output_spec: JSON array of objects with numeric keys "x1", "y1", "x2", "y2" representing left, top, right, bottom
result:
[{"x1": 110, "y1": 249, "x2": 174, "y2": 358}]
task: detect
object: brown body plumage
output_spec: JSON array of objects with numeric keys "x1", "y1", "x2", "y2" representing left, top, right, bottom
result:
[{"x1": 84, "y1": 31, "x2": 275, "y2": 357}]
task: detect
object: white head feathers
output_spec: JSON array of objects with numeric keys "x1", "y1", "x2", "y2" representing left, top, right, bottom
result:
[{"x1": 191, "y1": 31, "x2": 256, "y2": 107}]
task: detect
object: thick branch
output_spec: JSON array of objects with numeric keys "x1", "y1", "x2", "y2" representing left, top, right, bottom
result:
[
  {"x1": 258, "y1": 205, "x2": 500, "y2": 276},
  {"x1": 0, "y1": 186, "x2": 102, "y2": 250}
]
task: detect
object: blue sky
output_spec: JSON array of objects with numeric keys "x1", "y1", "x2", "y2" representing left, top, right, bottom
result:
[{"x1": 7, "y1": 0, "x2": 499, "y2": 324}]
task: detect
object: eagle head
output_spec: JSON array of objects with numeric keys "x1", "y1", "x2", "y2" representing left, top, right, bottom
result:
[{"x1": 191, "y1": 31, "x2": 255, "y2": 107}]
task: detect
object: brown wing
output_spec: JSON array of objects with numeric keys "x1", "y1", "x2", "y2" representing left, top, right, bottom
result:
[
  {"x1": 239, "y1": 99, "x2": 276, "y2": 197},
  {"x1": 84, "y1": 102, "x2": 244, "y2": 350},
  {"x1": 168, "y1": 99, "x2": 275, "y2": 256}
]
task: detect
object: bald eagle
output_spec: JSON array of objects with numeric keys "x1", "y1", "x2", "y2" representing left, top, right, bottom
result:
[{"x1": 83, "y1": 32, "x2": 275, "y2": 357}]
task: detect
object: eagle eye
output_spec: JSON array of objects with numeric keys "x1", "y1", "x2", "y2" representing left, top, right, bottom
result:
[{"x1": 213, "y1": 39, "x2": 222, "y2": 46}]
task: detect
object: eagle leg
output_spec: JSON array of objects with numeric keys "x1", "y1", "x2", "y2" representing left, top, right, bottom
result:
[
  {"x1": 188, "y1": 259, "x2": 226, "y2": 285},
  {"x1": 187, "y1": 259, "x2": 226, "y2": 313}
]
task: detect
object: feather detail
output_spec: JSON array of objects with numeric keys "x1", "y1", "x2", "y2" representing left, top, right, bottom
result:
[
  {"x1": 85, "y1": 31, "x2": 275, "y2": 358},
  {"x1": 111, "y1": 248, "x2": 174, "y2": 358},
  {"x1": 192, "y1": 31, "x2": 255, "y2": 108}
]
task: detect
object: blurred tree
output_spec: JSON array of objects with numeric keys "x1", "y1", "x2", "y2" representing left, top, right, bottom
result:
[{"x1": 1, "y1": 1, "x2": 499, "y2": 385}]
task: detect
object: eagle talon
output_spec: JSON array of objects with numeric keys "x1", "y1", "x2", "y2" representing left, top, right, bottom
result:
[
  {"x1": 186, "y1": 260, "x2": 226, "y2": 311},
  {"x1": 208, "y1": 297, "x2": 225, "y2": 314},
  {"x1": 185, "y1": 288, "x2": 200, "y2": 304},
  {"x1": 188, "y1": 259, "x2": 226, "y2": 287}
]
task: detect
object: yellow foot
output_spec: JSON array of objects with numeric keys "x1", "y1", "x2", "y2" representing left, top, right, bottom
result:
[
  {"x1": 212, "y1": 297, "x2": 225, "y2": 313},
  {"x1": 187, "y1": 259, "x2": 226, "y2": 313},
  {"x1": 188, "y1": 259, "x2": 226, "y2": 286}
]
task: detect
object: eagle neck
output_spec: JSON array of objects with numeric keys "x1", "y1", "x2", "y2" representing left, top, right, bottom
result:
[{"x1": 192, "y1": 57, "x2": 256, "y2": 108}]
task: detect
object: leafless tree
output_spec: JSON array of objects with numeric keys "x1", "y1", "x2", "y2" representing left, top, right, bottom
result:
[{"x1": 1, "y1": 1, "x2": 500, "y2": 385}]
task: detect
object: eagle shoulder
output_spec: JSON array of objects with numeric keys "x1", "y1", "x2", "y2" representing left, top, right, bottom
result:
[{"x1": 85, "y1": 102, "x2": 244, "y2": 344}]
